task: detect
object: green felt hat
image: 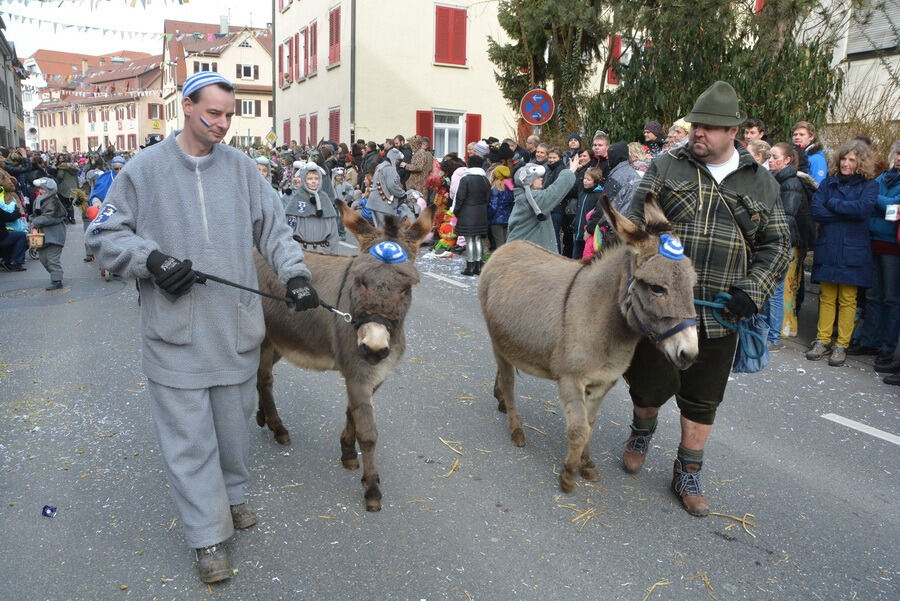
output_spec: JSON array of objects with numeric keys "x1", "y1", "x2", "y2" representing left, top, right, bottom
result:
[{"x1": 685, "y1": 81, "x2": 746, "y2": 127}]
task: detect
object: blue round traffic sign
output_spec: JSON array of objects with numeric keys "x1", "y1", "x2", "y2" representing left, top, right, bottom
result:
[{"x1": 520, "y1": 89, "x2": 555, "y2": 126}]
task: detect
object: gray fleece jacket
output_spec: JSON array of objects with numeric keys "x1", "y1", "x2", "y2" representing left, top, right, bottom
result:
[
  {"x1": 86, "y1": 135, "x2": 311, "y2": 389},
  {"x1": 507, "y1": 169, "x2": 575, "y2": 252}
]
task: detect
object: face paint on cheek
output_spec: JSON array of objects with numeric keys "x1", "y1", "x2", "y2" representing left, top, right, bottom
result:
[{"x1": 199, "y1": 116, "x2": 211, "y2": 128}]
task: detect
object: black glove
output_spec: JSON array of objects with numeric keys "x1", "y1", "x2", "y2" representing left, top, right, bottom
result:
[
  {"x1": 286, "y1": 276, "x2": 319, "y2": 311},
  {"x1": 726, "y1": 287, "x2": 757, "y2": 318},
  {"x1": 146, "y1": 250, "x2": 198, "y2": 297}
]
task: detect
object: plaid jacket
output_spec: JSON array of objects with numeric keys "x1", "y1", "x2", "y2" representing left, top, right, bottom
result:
[{"x1": 628, "y1": 145, "x2": 790, "y2": 338}]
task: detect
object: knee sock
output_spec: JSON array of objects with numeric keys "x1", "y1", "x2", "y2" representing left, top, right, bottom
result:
[
  {"x1": 677, "y1": 444, "x2": 704, "y2": 469},
  {"x1": 631, "y1": 411, "x2": 657, "y2": 434}
]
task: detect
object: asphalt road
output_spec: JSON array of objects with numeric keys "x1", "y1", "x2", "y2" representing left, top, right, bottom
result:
[{"x1": 1, "y1": 223, "x2": 897, "y2": 601}]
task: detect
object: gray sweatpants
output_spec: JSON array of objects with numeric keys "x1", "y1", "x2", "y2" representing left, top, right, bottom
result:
[
  {"x1": 38, "y1": 243, "x2": 63, "y2": 283},
  {"x1": 146, "y1": 377, "x2": 257, "y2": 549},
  {"x1": 81, "y1": 217, "x2": 93, "y2": 258}
]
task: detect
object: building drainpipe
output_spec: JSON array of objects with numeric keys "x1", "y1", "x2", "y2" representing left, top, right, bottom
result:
[
  {"x1": 349, "y1": 0, "x2": 356, "y2": 141},
  {"x1": 271, "y1": 0, "x2": 277, "y2": 147}
]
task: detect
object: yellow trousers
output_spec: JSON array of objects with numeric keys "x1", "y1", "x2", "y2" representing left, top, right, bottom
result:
[
  {"x1": 781, "y1": 247, "x2": 801, "y2": 338},
  {"x1": 817, "y1": 282, "x2": 858, "y2": 347}
]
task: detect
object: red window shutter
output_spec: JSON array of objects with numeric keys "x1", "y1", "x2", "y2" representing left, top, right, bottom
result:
[
  {"x1": 310, "y1": 21, "x2": 318, "y2": 73},
  {"x1": 329, "y1": 7, "x2": 341, "y2": 65},
  {"x1": 450, "y1": 8, "x2": 467, "y2": 65},
  {"x1": 329, "y1": 108, "x2": 340, "y2": 142},
  {"x1": 309, "y1": 114, "x2": 317, "y2": 145},
  {"x1": 235, "y1": 99, "x2": 242, "y2": 116},
  {"x1": 303, "y1": 28, "x2": 309, "y2": 76},
  {"x1": 293, "y1": 33, "x2": 300, "y2": 80},
  {"x1": 236, "y1": 64, "x2": 242, "y2": 78},
  {"x1": 255, "y1": 100, "x2": 261, "y2": 117},
  {"x1": 254, "y1": 65, "x2": 259, "y2": 80},
  {"x1": 415, "y1": 110, "x2": 433, "y2": 139},
  {"x1": 299, "y1": 116, "x2": 307, "y2": 146},
  {"x1": 283, "y1": 119, "x2": 291, "y2": 144},
  {"x1": 434, "y1": 6, "x2": 450, "y2": 63},
  {"x1": 464, "y1": 113, "x2": 481, "y2": 155},
  {"x1": 212, "y1": 62, "x2": 217, "y2": 73},
  {"x1": 606, "y1": 35, "x2": 622, "y2": 85},
  {"x1": 278, "y1": 44, "x2": 284, "y2": 86},
  {"x1": 754, "y1": 0, "x2": 765, "y2": 13},
  {"x1": 147, "y1": 104, "x2": 152, "y2": 119}
]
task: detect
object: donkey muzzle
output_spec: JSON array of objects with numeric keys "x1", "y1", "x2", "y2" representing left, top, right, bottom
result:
[
  {"x1": 357, "y1": 322, "x2": 391, "y2": 363},
  {"x1": 658, "y1": 323, "x2": 699, "y2": 370}
]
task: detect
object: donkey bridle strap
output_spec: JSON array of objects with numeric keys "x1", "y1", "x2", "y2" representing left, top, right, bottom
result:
[{"x1": 351, "y1": 313, "x2": 397, "y2": 332}]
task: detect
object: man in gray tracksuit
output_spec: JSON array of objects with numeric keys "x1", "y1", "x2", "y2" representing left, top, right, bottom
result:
[{"x1": 87, "y1": 72, "x2": 321, "y2": 584}]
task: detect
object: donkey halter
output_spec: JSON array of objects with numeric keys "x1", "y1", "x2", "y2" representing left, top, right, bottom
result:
[{"x1": 622, "y1": 254, "x2": 697, "y2": 344}]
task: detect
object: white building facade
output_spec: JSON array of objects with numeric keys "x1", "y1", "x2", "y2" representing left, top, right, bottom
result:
[{"x1": 273, "y1": 0, "x2": 517, "y2": 158}]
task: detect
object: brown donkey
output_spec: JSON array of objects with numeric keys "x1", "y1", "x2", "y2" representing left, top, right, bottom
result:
[
  {"x1": 478, "y1": 196, "x2": 698, "y2": 493},
  {"x1": 254, "y1": 202, "x2": 435, "y2": 511}
]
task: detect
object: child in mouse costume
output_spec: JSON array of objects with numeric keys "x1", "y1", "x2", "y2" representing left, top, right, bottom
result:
[{"x1": 284, "y1": 163, "x2": 340, "y2": 254}]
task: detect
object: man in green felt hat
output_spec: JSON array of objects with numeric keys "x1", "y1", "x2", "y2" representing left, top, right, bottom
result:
[{"x1": 622, "y1": 81, "x2": 790, "y2": 517}]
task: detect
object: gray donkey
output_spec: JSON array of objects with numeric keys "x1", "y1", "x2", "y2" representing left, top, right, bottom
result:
[
  {"x1": 478, "y1": 195, "x2": 699, "y2": 493},
  {"x1": 254, "y1": 202, "x2": 435, "y2": 512}
]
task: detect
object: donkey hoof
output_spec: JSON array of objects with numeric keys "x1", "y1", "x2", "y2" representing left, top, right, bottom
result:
[
  {"x1": 364, "y1": 488, "x2": 382, "y2": 512},
  {"x1": 255, "y1": 410, "x2": 266, "y2": 427},
  {"x1": 559, "y1": 469, "x2": 576, "y2": 493},
  {"x1": 581, "y1": 466, "x2": 600, "y2": 482},
  {"x1": 274, "y1": 429, "x2": 291, "y2": 445},
  {"x1": 341, "y1": 456, "x2": 359, "y2": 470},
  {"x1": 510, "y1": 428, "x2": 526, "y2": 447},
  {"x1": 496, "y1": 400, "x2": 507, "y2": 414}
]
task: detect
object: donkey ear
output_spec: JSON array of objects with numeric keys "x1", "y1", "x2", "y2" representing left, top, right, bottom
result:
[
  {"x1": 599, "y1": 194, "x2": 648, "y2": 244},
  {"x1": 404, "y1": 204, "x2": 437, "y2": 246},
  {"x1": 642, "y1": 193, "x2": 674, "y2": 235},
  {"x1": 338, "y1": 200, "x2": 376, "y2": 239}
]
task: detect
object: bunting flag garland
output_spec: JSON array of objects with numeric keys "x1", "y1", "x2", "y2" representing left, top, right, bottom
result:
[
  {"x1": 0, "y1": 9, "x2": 267, "y2": 41},
  {"x1": 0, "y1": 0, "x2": 185, "y2": 8}
]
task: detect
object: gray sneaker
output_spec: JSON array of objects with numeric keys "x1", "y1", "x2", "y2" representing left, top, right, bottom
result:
[
  {"x1": 230, "y1": 502, "x2": 257, "y2": 529},
  {"x1": 828, "y1": 345, "x2": 847, "y2": 367},
  {"x1": 196, "y1": 544, "x2": 231, "y2": 583},
  {"x1": 806, "y1": 340, "x2": 832, "y2": 361}
]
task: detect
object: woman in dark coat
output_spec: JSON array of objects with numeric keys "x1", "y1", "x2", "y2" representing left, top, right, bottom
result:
[
  {"x1": 807, "y1": 140, "x2": 878, "y2": 366},
  {"x1": 453, "y1": 155, "x2": 491, "y2": 275},
  {"x1": 769, "y1": 143, "x2": 815, "y2": 339}
]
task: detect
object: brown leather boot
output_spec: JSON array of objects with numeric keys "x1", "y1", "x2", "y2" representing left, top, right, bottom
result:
[
  {"x1": 671, "y1": 459, "x2": 709, "y2": 517},
  {"x1": 195, "y1": 543, "x2": 231, "y2": 583},
  {"x1": 623, "y1": 429, "x2": 654, "y2": 474},
  {"x1": 230, "y1": 502, "x2": 257, "y2": 529}
]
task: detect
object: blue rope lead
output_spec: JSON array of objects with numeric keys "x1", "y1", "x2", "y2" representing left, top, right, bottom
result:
[{"x1": 693, "y1": 292, "x2": 766, "y2": 360}]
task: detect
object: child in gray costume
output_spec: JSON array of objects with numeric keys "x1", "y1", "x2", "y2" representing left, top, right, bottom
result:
[
  {"x1": 30, "y1": 177, "x2": 67, "y2": 289},
  {"x1": 284, "y1": 164, "x2": 340, "y2": 254}
]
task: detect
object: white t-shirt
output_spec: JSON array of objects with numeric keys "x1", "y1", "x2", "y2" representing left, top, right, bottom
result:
[{"x1": 705, "y1": 147, "x2": 740, "y2": 184}]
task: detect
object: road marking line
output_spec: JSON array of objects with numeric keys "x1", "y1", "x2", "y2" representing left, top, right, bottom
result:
[
  {"x1": 423, "y1": 272, "x2": 469, "y2": 289},
  {"x1": 821, "y1": 413, "x2": 900, "y2": 446},
  {"x1": 339, "y1": 241, "x2": 357, "y2": 250}
]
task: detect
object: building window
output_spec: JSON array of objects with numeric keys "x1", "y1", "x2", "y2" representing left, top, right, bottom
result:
[
  {"x1": 298, "y1": 115, "x2": 307, "y2": 147},
  {"x1": 127, "y1": 134, "x2": 137, "y2": 150},
  {"x1": 88, "y1": 108, "x2": 96, "y2": 123},
  {"x1": 72, "y1": 138, "x2": 80, "y2": 151},
  {"x1": 242, "y1": 100, "x2": 255, "y2": 116},
  {"x1": 283, "y1": 119, "x2": 291, "y2": 145},
  {"x1": 193, "y1": 61, "x2": 215, "y2": 73},
  {"x1": 328, "y1": 6, "x2": 341, "y2": 66},
  {"x1": 328, "y1": 108, "x2": 340, "y2": 142},
  {"x1": 148, "y1": 103, "x2": 162, "y2": 119},
  {"x1": 101, "y1": 108, "x2": 110, "y2": 121},
  {"x1": 116, "y1": 135, "x2": 125, "y2": 149},
  {"x1": 299, "y1": 27, "x2": 308, "y2": 78},
  {"x1": 309, "y1": 20, "x2": 318, "y2": 75},
  {"x1": 127, "y1": 103, "x2": 136, "y2": 119},
  {"x1": 237, "y1": 64, "x2": 258, "y2": 80},
  {"x1": 434, "y1": 5, "x2": 467, "y2": 66},
  {"x1": 88, "y1": 136, "x2": 98, "y2": 149},
  {"x1": 115, "y1": 106, "x2": 125, "y2": 120},
  {"x1": 432, "y1": 111, "x2": 463, "y2": 159},
  {"x1": 60, "y1": 111, "x2": 67, "y2": 126}
]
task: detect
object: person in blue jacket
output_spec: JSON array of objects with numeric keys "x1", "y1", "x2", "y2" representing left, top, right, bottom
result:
[
  {"x1": 850, "y1": 140, "x2": 900, "y2": 368},
  {"x1": 806, "y1": 140, "x2": 878, "y2": 367},
  {"x1": 792, "y1": 121, "x2": 828, "y2": 184}
]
